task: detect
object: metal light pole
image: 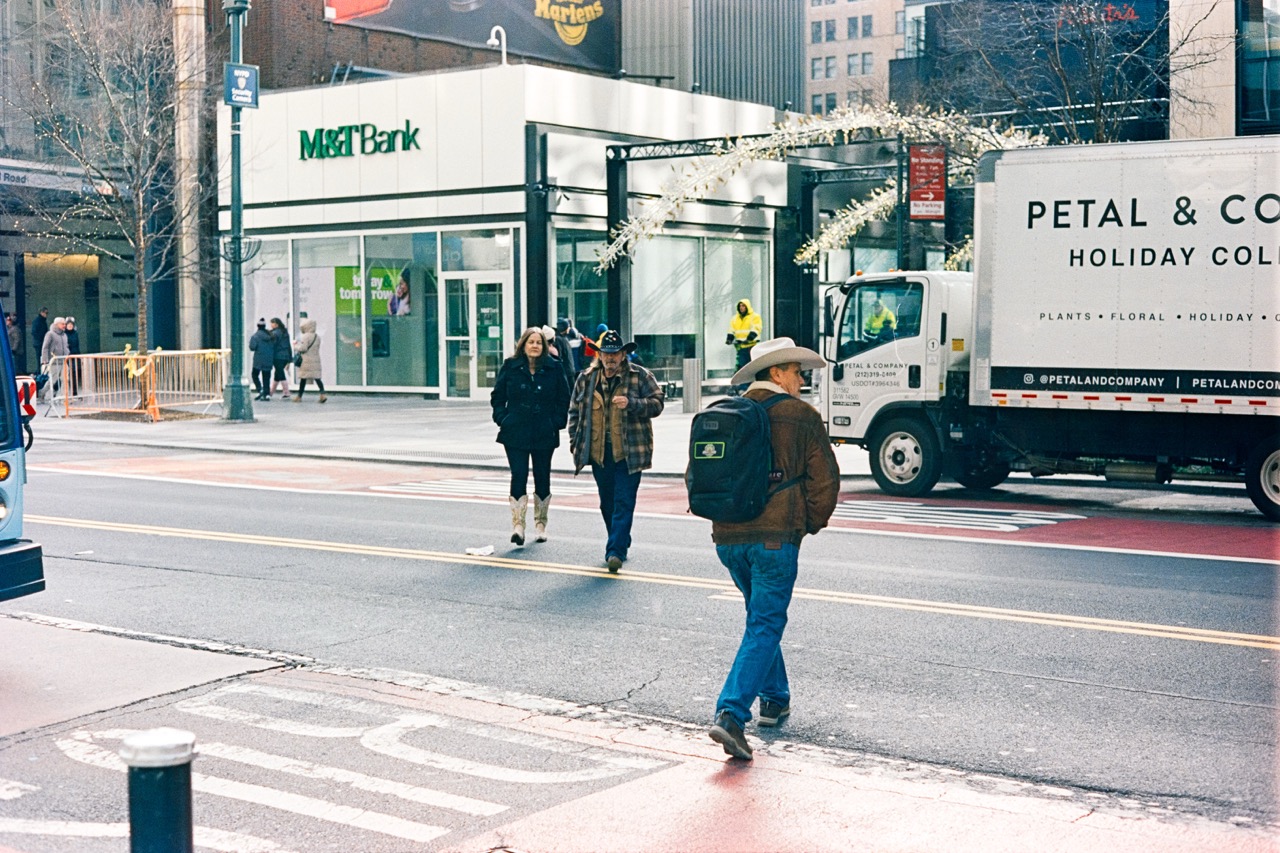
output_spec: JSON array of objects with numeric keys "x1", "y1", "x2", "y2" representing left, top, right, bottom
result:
[{"x1": 222, "y1": 0, "x2": 253, "y2": 421}]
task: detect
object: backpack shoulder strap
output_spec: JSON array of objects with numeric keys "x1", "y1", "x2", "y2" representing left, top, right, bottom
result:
[{"x1": 758, "y1": 393, "x2": 807, "y2": 496}]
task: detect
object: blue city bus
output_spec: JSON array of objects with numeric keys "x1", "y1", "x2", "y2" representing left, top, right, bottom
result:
[{"x1": 0, "y1": 299, "x2": 43, "y2": 602}]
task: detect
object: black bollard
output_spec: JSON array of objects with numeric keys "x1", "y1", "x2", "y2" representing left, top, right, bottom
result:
[{"x1": 119, "y1": 728, "x2": 196, "y2": 853}]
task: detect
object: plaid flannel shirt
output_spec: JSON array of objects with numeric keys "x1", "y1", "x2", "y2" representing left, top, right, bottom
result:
[{"x1": 569, "y1": 360, "x2": 665, "y2": 475}]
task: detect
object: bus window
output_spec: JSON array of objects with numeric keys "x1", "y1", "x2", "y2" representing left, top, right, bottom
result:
[{"x1": 0, "y1": 298, "x2": 43, "y2": 602}]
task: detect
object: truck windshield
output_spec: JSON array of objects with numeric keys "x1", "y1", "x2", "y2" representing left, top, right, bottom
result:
[{"x1": 837, "y1": 281, "x2": 923, "y2": 360}]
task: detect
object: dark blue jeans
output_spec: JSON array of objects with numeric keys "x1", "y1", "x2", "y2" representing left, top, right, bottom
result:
[
  {"x1": 715, "y1": 542, "x2": 799, "y2": 726},
  {"x1": 590, "y1": 455, "x2": 642, "y2": 561}
]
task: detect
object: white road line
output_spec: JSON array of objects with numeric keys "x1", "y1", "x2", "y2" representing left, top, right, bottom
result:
[
  {"x1": 0, "y1": 819, "x2": 296, "y2": 852},
  {"x1": 56, "y1": 731, "x2": 450, "y2": 844},
  {"x1": 0, "y1": 779, "x2": 38, "y2": 801},
  {"x1": 833, "y1": 500, "x2": 1087, "y2": 532},
  {"x1": 198, "y1": 741, "x2": 506, "y2": 816}
]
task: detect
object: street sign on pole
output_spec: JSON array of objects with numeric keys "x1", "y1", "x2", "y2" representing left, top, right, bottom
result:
[
  {"x1": 223, "y1": 62, "x2": 259, "y2": 109},
  {"x1": 908, "y1": 144, "x2": 947, "y2": 221}
]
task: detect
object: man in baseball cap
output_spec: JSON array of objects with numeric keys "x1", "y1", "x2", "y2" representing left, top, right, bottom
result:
[{"x1": 568, "y1": 330, "x2": 665, "y2": 572}]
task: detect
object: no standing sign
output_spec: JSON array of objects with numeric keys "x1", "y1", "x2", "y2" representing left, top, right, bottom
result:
[{"x1": 909, "y1": 144, "x2": 947, "y2": 221}]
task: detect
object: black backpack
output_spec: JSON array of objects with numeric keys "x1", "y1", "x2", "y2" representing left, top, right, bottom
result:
[{"x1": 685, "y1": 393, "x2": 802, "y2": 522}]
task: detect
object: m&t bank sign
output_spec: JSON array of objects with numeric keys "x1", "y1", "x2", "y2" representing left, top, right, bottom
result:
[{"x1": 299, "y1": 121, "x2": 421, "y2": 161}]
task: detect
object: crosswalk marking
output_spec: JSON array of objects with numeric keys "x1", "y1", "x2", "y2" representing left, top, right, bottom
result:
[
  {"x1": 370, "y1": 474, "x2": 658, "y2": 499},
  {"x1": 0, "y1": 818, "x2": 296, "y2": 852},
  {"x1": 833, "y1": 500, "x2": 1086, "y2": 532},
  {"x1": 198, "y1": 741, "x2": 506, "y2": 816},
  {"x1": 56, "y1": 730, "x2": 451, "y2": 844}
]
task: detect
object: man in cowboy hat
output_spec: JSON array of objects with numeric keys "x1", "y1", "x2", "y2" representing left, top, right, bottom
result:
[
  {"x1": 707, "y1": 337, "x2": 840, "y2": 761},
  {"x1": 568, "y1": 329, "x2": 665, "y2": 572}
]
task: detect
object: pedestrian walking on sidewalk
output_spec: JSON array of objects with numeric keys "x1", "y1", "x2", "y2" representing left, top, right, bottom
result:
[
  {"x1": 491, "y1": 327, "x2": 570, "y2": 545},
  {"x1": 268, "y1": 317, "x2": 292, "y2": 399},
  {"x1": 292, "y1": 319, "x2": 326, "y2": 403},
  {"x1": 249, "y1": 319, "x2": 274, "y2": 400},
  {"x1": 39, "y1": 316, "x2": 69, "y2": 402},
  {"x1": 30, "y1": 308, "x2": 48, "y2": 362},
  {"x1": 706, "y1": 337, "x2": 840, "y2": 761},
  {"x1": 64, "y1": 317, "x2": 82, "y2": 396},
  {"x1": 568, "y1": 329, "x2": 665, "y2": 572}
]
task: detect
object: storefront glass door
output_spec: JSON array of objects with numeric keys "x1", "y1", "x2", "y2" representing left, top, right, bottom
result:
[{"x1": 443, "y1": 275, "x2": 506, "y2": 399}]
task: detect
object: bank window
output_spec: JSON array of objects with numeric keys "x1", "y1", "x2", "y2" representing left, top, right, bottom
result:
[
  {"x1": 364, "y1": 232, "x2": 437, "y2": 388},
  {"x1": 441, "y1": 229, "x2": 511, "y2": 272},
  {"x1": 292, "y1": 236, "x2": 360, "y2": 385},
  {"x1": 554, "y1": 229, "x2": 607, "y2": 352},
  {"x1": 837, "y1": 281, "x2": 923, "y2": 360}
]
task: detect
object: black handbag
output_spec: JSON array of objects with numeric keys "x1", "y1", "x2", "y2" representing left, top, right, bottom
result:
[{"x1": 292, "y1": 353, "x2": 302, "y2": 367}]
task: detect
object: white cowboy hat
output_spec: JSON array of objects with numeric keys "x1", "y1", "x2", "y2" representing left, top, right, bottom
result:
[{"x1": 730, "y1": 336, "x2": 826, "y2": 385}]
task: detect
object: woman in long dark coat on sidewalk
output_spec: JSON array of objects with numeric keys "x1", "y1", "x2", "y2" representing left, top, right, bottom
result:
[{"x1": 490, "y1": 327, "x2": 570, "y2": 546}]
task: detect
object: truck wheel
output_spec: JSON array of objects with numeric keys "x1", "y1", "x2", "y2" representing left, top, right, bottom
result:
[
  {"x1": 1245, "y1": 437, "x2": 1280, "y2": 522},
  {"x1": 869, "y1": 417, "x2": 942, "y2": 497},
  {"x1": 953, "y1": 459, "x2": 1011, "y2": 491}
]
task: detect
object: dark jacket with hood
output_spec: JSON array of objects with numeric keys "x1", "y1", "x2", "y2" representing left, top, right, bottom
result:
[{"x1": 249, "y1": 325, "x2": 274, "y2": 372}]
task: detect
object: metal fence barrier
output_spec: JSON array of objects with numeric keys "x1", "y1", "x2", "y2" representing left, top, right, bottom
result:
[{"x1": 44, "y1": 350, "x2": 228, "y2": 422}]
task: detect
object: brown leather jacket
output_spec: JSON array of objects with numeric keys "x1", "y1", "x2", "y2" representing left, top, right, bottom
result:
[{"x1": 710, "y1": 384, "x2": 840, "y2": 546}]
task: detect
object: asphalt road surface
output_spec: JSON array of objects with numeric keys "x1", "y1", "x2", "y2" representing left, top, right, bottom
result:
[{"x1": 1, "y1": 440, "x2": 1275, "y2": 851}]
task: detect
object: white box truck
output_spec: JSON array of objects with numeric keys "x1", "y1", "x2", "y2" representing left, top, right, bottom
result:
[{"x1": 819, "y1": 136, "x2": 1280, "y2": 519}]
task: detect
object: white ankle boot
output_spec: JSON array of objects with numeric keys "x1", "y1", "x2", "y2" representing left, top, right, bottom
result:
[{"x1": 509, "y1": 495, "x2": 528, "y2": 546}]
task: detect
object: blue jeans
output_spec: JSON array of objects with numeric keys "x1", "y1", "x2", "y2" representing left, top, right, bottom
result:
[
  {"x1": 590, "y1": 455, "x2": 642, "y2": 560},
  {"x1": 715, "y1": 542, "x2": 799, "y2": 726}
]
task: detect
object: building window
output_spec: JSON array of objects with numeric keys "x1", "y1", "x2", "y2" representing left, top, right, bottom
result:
[
  {"x1": 847, "y1": 16, "x2": 859, "y2": 38},
  {"x1": 863, "y1": 88, "x2": 873, "y2": 105},
  {"x1": 364, "y1": 232, "x2": 438, "y2": 388},
  {"x1": 826, "y1": 55, "x2": 837, "y2": 78},
  {"x1": 811, "y1": 0, "x2": 823, "y2": 6},
  {"x1": 862, "y1": 14, "x2": 873, "y2": 37},
  {"x1": 895, "y1": 10, "x2": 905, "y2": 34},
  {"x1": 862, "y1": 52, "x2": 873, "y2": 75},
  {"x1": 811, "y1": 57, "x2": 823, "y2": 79},
  {"x1": 811, "y1": 21, "x2": 822, "y2": 43},
  {"x1": 811, "y1": 94, "x2": 824, "y2": 113},
  {"x1": 825, "y1": 18, "x2": 836, "y2": 41},
  {"x1": 825, "y1": 92, "x2": 838, "y2": 112},
  {"x1": 1239, "y1": 0, "x2": 1280, "y2": 135},
  {"x1": 847, "y1": 53, "x2": 858, "y2": 75},
  {"x1": 896, "y1": 48, "x2": 905, "y2": 59},
  {"x1": 555, "y1": 230, "x2": 607, "y2": 350}
]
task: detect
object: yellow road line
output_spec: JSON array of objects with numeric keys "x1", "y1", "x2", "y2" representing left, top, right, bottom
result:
[{"x1": 29, "y1": 514, "x2": 1280, "y2": 651}]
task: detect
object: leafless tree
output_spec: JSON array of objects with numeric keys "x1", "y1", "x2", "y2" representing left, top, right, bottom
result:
[
  {"x1": 901, "y1": 0, "x2": 1228, "y2": 143},
  {"x1": 3, "y1": 0, "x2": 216, "y2": 356}
]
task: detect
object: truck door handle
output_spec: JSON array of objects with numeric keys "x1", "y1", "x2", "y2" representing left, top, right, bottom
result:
[{"x1": 909, "y1": 365, "x2": 921, "y2": 388}]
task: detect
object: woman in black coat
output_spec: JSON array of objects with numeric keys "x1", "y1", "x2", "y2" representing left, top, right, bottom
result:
[
  {"x1": 491, "y1": 327, "x2": 570, "y2": 546},
  {"x1": 269, "y1": 317, "x2": 293, "y2": 399}
]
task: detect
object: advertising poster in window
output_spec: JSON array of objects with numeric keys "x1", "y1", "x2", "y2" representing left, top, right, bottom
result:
[{"x1": 324, "y1": 0, "x2": 620, "y2": 74}]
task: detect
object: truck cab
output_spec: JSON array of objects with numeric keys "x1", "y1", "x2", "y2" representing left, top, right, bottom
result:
[{"x1": 821, "y1": 272, "x2": 973, "y2": 493}]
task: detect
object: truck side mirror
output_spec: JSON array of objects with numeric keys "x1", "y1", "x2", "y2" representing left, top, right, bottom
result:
[{"x1": 833, "y1": 363, "x2": 844, "y2": 382}]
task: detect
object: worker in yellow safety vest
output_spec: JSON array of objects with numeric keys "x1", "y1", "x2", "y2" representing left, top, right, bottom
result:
[
  {"x1": 864, "y1": 293, "x2": 896, "y2": 341},
  {"x1": 725, "y1": 299, "x2": 763, "y2": 372}
]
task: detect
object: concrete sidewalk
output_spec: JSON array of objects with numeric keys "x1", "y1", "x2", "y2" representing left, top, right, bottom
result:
[{"x1": 30, "y1": 392, "x2": 873, "y2": 477}]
